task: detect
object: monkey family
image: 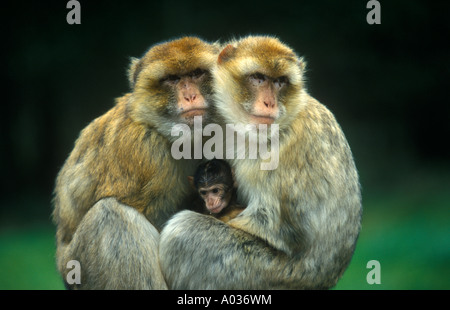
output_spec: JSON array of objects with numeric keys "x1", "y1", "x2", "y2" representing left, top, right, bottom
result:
[{"x1": 53, "y1": 36, "x2": 362, "y2": 289}]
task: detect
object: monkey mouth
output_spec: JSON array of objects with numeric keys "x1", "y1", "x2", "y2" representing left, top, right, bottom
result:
[
  {"x1": 207, "y1": 204, "x2": 226, "y2": 214},
  {"x1": 250, "y1": 114, "x2": 276, "y2": 125},
  {"x1": 181, "y1": 108, "x2": 207, "y2": 118}
]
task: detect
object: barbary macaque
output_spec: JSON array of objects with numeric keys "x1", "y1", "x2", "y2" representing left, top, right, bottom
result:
[
  {"x1": 52, "y1": 37, "x2": 220, "y2": 289},
  {"x1": 159, "y1": 36, "x2": 362, "y2": 289}
]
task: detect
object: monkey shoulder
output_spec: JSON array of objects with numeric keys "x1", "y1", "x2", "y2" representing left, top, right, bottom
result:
[
  {"x1": 59, "y1": 93, "x2": 185, "y2": 210},
  {"x1": 288, "y1": 95, "x2": 349, "y2": 152},
  {"x1": 293, "y1": 95, "x2": 338, "y2": 130}
]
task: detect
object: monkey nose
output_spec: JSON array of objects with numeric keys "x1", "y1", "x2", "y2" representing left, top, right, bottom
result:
[
  {"x1": 264, "y1": 100, "x2": 276, "y2": 108},
  {"x1": 184, "y1": 93, "x2": 197, "y2": 103}
]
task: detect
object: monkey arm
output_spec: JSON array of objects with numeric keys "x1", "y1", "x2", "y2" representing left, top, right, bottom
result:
[
  {"x1": 160, "y1": 195, "x2": 359, "y2": 290},
  {"x1": 217, "y1": 205, "x2": 245, "y2": 223},
  {"x1": 159, "y1": 210, "x2": 302, "y2": 290}
]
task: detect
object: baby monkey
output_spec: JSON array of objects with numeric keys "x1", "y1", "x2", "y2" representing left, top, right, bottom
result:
[{"x1": 188, "y1": 159, "x2": 245, "y2": 223}]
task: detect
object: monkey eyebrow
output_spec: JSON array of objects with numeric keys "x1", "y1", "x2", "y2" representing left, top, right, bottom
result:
[
  {"x1": 200, "y1": 185, "x2": 225, "y2": 192},
  {"x1": 249, "y1": 72, "x2": 267, "y2": 80},
  {"x1": 160, "y1": 74, "x2": 180, "y2": 83},
  {"x1": 187, "y1": 68, "x2": 208, "y2": 77}
]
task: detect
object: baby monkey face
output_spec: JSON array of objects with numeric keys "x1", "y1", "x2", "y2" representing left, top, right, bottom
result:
[{"x1": 198, "y1": 184, "x2": 232, "y2": 214}]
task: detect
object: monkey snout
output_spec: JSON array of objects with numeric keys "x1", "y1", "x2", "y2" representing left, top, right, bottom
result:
[
  {"x1": 183, "y1": 92, "x2": 198, "y2": 103},
  {"x1": 263, "y1": 99, "x2": 276, "y2": 109},
  {"x1": 206, "y1": 199, "x2": 225, "y2": 214},
  {"x1": 206, "y1": 200, "x2": 216, "y2": 209}
]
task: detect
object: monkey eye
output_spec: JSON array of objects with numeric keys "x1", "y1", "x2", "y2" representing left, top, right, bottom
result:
[
  {"x1": 212, "y1": 188, "x2": 219, "y2": 194},
  {"x1": 189, "y1": 69, "x2": 207, "y2": 79},
  {"x1": 161, "y1": 75, "x2": 180, "y2": 84},
  {"x1": 274, "y1": 76, "x2": 289, "y2": 89},
  {"x1": 249, "y1": 73, "x2": 266, "y2": 85},
  {"x1": 199, "y1": 190, "x2": 207, "y2": 196}
]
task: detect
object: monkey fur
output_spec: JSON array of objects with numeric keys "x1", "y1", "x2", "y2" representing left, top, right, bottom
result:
[
  {"x1": 52, "y1": 37, "x2": 219, "y2": 289},
  {"x1": 54, "y1": 35, "x2": 361, "y2": 290},
  {"x1": 159, "y1": 36, "x2": 362, "y2": 289}
]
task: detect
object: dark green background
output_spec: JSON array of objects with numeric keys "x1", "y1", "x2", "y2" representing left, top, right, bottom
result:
[{"x1": 1, "y1": 0, "x2": 449, "y2": 289}]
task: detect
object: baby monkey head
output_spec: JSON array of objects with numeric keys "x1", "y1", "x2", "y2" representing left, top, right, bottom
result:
[{"x1": 190, "y1": 159, "x2": 235, "y2": 214}]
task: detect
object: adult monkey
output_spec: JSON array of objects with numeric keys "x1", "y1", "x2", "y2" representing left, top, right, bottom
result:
[
  {"x1": 53, "y1": 37, "x2": 219, "y2": 289},
  {"x1": 159, "y1": 36, "x2": 362, "y2": 289}
]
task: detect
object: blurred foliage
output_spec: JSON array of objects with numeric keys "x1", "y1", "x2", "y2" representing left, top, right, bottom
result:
[
  {"x1": 1, "y1": 0, "x2": 449, "y2": 289},
  {"x1": 336, "y1": 187, "x2": 450, "y2": 289},
  {"x1": 0, "y1": 225, "x2": 64, "y2": 290}
]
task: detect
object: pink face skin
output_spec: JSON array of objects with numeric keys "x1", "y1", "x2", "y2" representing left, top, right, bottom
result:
[
  {"x1": 199, "y1": 185, "x2": 232, "y2": 214},
  {"x1": 247, "y1": 73, "x2": 288, "y2": 125}
]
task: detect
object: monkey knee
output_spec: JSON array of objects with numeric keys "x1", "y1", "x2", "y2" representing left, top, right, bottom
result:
[
  {"x1": 160, "y1": 210, "x2": 216, "y2": 258},
  {"x1": 161, "y1": 210, "x2": 203, "y2": 243},
  {"x1": 64, "y1": 198, "x2": 167, "y2": 289},
  {"x1": 160, "y1": 212, "x2": 231, "y2": 261}
]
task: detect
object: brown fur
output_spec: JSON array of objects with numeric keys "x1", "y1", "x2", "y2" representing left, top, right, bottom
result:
[
  {"x1": 53, "y1": 37, "x2": 219, "y2": 289},
  {"x1": 216, "y1": 205, "x2": 246, "y2": 222}
]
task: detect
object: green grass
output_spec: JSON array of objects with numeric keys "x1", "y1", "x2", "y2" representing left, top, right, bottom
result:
[
  {"x1": 0, "y1": 190, "x2": 449, "y2": 290},
  {"x1": 335, "y1": 191, "x2": 450, "y2": 289},
  {"x1": 0, "y1": 225, "x2": 64, "y2": 290}
]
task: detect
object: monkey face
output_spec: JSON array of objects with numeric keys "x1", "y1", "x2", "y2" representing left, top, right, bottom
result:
[
  {"x1": 159, "y1": 68, "x2": 212, "y2": 126},
  {"x1": 213, "y1": 36, "x2": 306, "y2": 129},
  {"x1": 243, "y1": 72, "x2": 289, "y2": 125},
  {"x1": 199, "y1": 184, "x2": 231, "y2": 214},
  {"x1": 128, "y1": 37, "x2": 220, "y2": 136}
]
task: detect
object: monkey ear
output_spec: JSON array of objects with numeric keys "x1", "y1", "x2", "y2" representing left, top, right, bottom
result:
[
  {"x1": 128, "y1": 57, "x2": 142, "y2": 89},
  {"x1": 298, "y1": 57, "x2": 307, "y2": 72},
  {"x1": 218, "y1": 44, "x2": 237, "y2": 64},
  {"x1": 211, "y1": 41, "x2": 223, "y2": 53},
  {"x1": 187, "y1": 176, "x2": 196, "y2": 189}
]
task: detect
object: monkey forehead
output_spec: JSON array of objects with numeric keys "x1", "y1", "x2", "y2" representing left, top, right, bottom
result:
[
  {"x1": 218, "y1": 56, "x2": 303, "y2": 87},
  {"x1": 141, "y1": 37, "x2": 218, "y2": 78},
  {"x1": 237, "y1": 36, "x2": 297, "y2": 60},
  {"x1": 199, "y1": 184, "x2": 226, "y2": 191},
  {"x1": 218, "y1": 36, "x2": 304, "y2": 85}
]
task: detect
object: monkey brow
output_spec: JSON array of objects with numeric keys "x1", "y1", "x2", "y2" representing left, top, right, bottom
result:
[
  {"x1": 200, "y1": 184, "x2": 226, "y2": 191},
  {"x1": 197, "y1": 176, "x2": 230, "y2": 190}
]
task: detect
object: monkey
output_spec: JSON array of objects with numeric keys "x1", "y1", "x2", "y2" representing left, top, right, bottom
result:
[
  {"x1": 159, "y1": 36, "x2": 362, "y2": 289},
  {"x1": 52, "y1": 37, "x2": 220, "y2": 289},
  {"x1": 187, "y1": 159, "x2": 245, "y2": 223}
]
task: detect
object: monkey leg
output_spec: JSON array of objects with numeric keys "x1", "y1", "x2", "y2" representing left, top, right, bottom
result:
[
  {"x1": 58, "y1": 198, "x2": 168, "y2": 289},
  {"x1": 159, "y1": 210, "x2": 301, "y2": 290}
]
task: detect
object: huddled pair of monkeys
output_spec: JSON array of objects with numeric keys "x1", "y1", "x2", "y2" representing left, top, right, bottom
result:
[{"x1": 53, "y1": 36, "x2": 362, "y2": 289}]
